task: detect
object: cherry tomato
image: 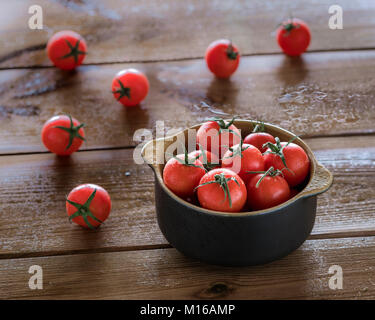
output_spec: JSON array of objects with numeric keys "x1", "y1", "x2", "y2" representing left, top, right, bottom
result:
[
  {"x1": 163, "y1": 153, "x2": 206, "y2": 199},
  {"x1": 47, "y1": 30, "x2": 87, "y2": 70},
  {"x1": 247, "y1": 167, "x2": 290, "y2": 210},
  {"x1": 222, "y1": 142, "x2": 265, "y2": 184},
  {"x1": 66, "y1": 184, "x2": 111, "y2": 229},
  {"x1": 197, "y1": 168, "x2": 247, "y2": 212},
  {"x1": 263, "y1": 137, "x2": 310, "y2": 187},
  {"x1": 205, "y1": 39, "x2": 240, "y2": 78},
  {"x1": 189, "y1": 149, "x2": 220, "y2": 170},
  {"x1": 289, "y1": 188, "x2": 299, "y2": 199},
  {"x1": 112, "y1": 69, "x2": 149, "y2": 107},
  {"x1": 196, "y1": 117, "x2": 241, "y2": 158},
  {"x1": 276, "y1": 19, "x2": 311, "y2": 56},
  {"x1": 243, "y1": 122, "x2": 276, "y2": 153},
  {"x1": 41, "y1": 114, "x2": 85, "y2": 156},
  {"x1": 244, "y1": 132, "x2": 276, "y2": 154}
]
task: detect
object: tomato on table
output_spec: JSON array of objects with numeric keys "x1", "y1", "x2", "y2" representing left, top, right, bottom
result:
[
  {"x1": 163, "y1": 150, "x2": 206, "y2": 199},
  {"x1": 243, "y1": 122, "x2": 276, "y2": 153},
  {"x1": 47, "y1": 30, "x2": 87, "y2": 70},
  {"x1": 276, "y1": 18, "x2": 311, "y2": 56},
  {"x1": 41, "y1": 114, "x2": 85, "y2": 156},
  {"x1": 196, "y1": 117, "x2": 241, "y2": 158},
  {"x1": 205, "y1": 39, "x2": 240, "y2": 78},
  {"x1": 196, "y1": 168, "x2": 247, "y2": 212},
  {"x1": 247, "y1": 167, "x2": 290, "y2": 211},
  {"x1": 221, "y1": 141, "x2": 265, "y2": 184},
  {"x1": 263, "y1": 137, "x2": 310, "y2": 187},
  {"x1": 112, "y1": 69, "x2": 149, "y2": 107},
  {"x1": 66, "y1": 184, "x2": 111, "y2": 230}
]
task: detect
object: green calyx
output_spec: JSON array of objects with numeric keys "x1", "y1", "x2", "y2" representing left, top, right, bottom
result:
[
  {"x1": 112, "y1": 79, "x2": 131, "y2": 101},
  {"x1": 250, "y1": 166, "x2": 285, "y2": 188},
  {"x1": 197, "y1": 143, "x2": 219, "y2": 171},
  {"x1": 225, "y1": 139, "x2": 249, "y2": 159},
  {"x1": 195, "y1": 173, "x2": 239, "y2": 208},
  {"x1": 60, "y1": 39, "x2": 86, "y2": 64},
  {"x1": 66, "y1": 189, "x2": 103, "y2": 230},
  {"x1": 173, "y1": 145, "x2": 204, "y2": 169},
  {"x1": 282, "y1": 19, "x2": 300, "y2": 34},
  {"x1": 226, "y1": 43, "x2": 238, "y2": 60},
  {"x1": 252, "y1": 121, "x2": 265, "y2": 133},
  {"x1": 208, "y1": 116, "x2": 240, "y2": 137},
  {"x1": 262, "y1": 136, "x2": 298, "y2": 169},
  {"x1": 54, "y1": 114, "x2": 85, "y2": 150},
  {"x1": 283, "y1": 23, "x2": 295, "y2": 32}
]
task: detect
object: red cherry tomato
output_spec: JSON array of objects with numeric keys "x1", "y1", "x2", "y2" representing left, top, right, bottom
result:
[
  {"x1": 66, "y1": 184, "x2": 111, "y2": 229},
  {"x1": 289, "y1": 188, "x2": 299, "y2": 199},
  {"x1": 244, "y1": 132, "x2": 276, "y2": 154},
  {"x1": 163, "y1": 154, "x2": 206, "y2": 198},
  {"x1": 197, "y1": 168, "x2": 247, "y2": 212},
  {"x1": 112, "y1": 69, "x2": 149, "y2": 107},
  {"x1": 222, "y1": 143, "x2": 265, "y2": 184},
  {"x1": 205, "y1": 39, "x2": 240, "y2": 78},
  {"x1": 276, "y1": 19, "x2": 311, "y2": 56},
  {"x1": 189, "y1": 149, "x2": 220, "y2": 169},
  {"x1": 247, "y1": 168, "x2": 290, "y2": 211},
  {"x1": 196, "y1": 118, "x2": 241, "y2": 158},
  {"x1": 263, "y1": 138, "x2": 310, "y2": 187},
  {"x1": 41, "y1": 114, "x2": 85, "y2": 156},
  {"x1": 47, "y1": 30, "x2": 87, "y2": 70}
]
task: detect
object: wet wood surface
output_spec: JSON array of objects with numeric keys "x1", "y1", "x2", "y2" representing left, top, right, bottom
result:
[
  {"x1": 1, "y1": 50, "x2": 375, "y2": 154},
  {"x1": 0, "y1": 0, "x2": 375, "y2": 300}
]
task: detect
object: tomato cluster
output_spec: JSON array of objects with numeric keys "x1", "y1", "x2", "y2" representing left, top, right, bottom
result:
[
  {"x1": 163, "y1": 119, "x2": 310, "y2": 213},
  {"x1": 204, "y1": 19, "x2": 310, "y2": 78},
  {"x1": 47, "y1": 31, "x2": 149, "y2": 107},
  {"x1": 44, "y1": 31, "x2": 152, "y2": 229}
]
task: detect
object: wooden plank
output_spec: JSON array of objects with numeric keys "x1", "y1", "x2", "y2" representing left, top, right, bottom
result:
[
  {"x1": 1, "y1": 237, "x2": 374, "y2": 299},
  {"x1": 1, "y1": 0, "x2": 375, "y2": 68},
  {"x1": 1, "y1": 50, "x2": 375, "y2": 154},
  {"x1": 305, "y1": 135, "x2": 375, "y2": 237},
  {"x1": 0, "y1": 148, "x2": 166, "y2": 257},
  {"x1": 0, "y1": 135, "x2": 374, "y2": 258}
]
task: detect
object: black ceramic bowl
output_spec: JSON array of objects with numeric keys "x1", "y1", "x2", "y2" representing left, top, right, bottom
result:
[{"x1": 142, "y1": 120, "x2": 333, "y2": 266}]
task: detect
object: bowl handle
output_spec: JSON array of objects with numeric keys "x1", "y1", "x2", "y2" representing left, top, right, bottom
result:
[{"x1": 299, "y1": 162, "x2": 333, "y2": 198}]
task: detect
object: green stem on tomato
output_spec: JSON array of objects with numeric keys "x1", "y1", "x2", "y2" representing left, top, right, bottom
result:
[
  {"x1": 54, "y1": 114, "x2": 85, "y2": 150},
  {"x1": 195, "y1": 173, "x2": 239, "y2": 207},
  {"x1": 66, "y1": 189, "x2": 102, "y2": 230},
  {"x1": 60, "y1": 39, "x2": 86, "y2": 63}
]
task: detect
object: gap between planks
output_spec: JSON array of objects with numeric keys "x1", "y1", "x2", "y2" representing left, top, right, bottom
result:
[
  {"x1": 1, "y1": 229, "x2": 374, "y2": 261},
  {"x1": 2, "y1": 46, "x2": 375, "y2": 71}
]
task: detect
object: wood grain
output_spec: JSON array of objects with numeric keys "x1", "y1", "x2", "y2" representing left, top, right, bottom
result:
[
  {"x1": 0, "y1": 135, "x2": 374, "y2": 258},
  {"x1": 1, "y1": 237, "x2": 374, "y2": 299},
  {"x1": 1, "y1": 50, "x2": 375, "y2": 154},
  {"x1": 1, "y1": 0, "x2": 375, "y2": 68}
]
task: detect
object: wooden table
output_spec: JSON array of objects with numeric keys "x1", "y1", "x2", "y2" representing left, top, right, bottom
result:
[{"x1": 0, "y1": 0, "x2": 374, "y2": 300}]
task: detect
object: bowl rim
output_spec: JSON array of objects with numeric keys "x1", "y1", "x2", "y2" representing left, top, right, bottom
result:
[{"x1": 142, "y1": 119, "x2": 333, "y2": 217}]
